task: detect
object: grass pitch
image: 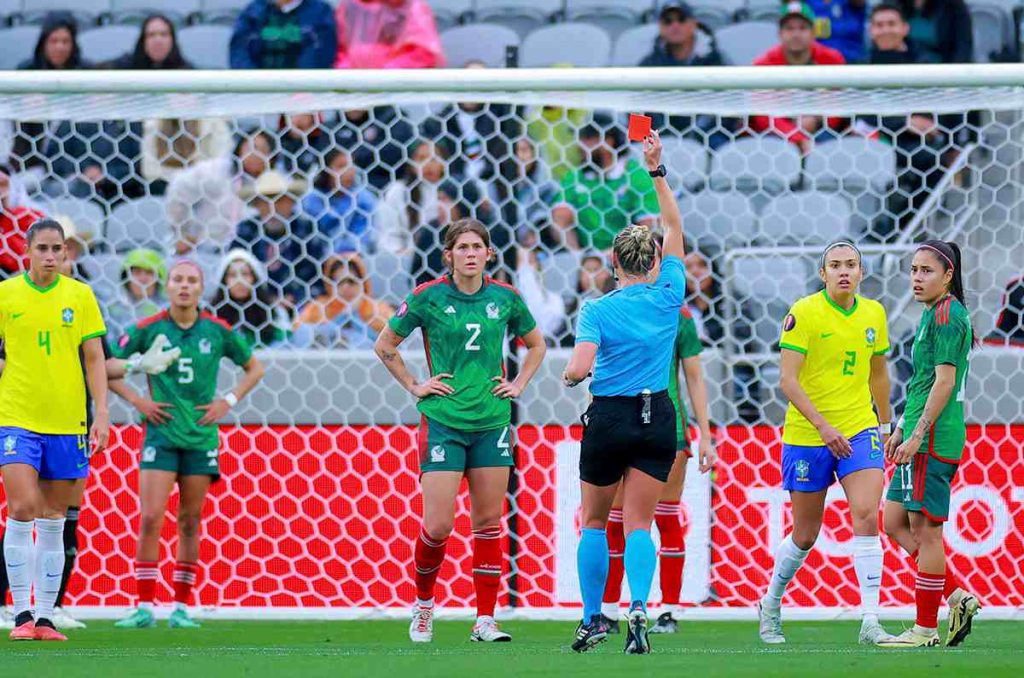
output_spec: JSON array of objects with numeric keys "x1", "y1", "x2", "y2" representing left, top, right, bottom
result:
[{"x1": 1, "y1": 620, "x2": 1020, "y2": 677}]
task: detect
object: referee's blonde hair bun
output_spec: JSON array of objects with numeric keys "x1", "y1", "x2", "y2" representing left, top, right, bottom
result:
[{"x1": 612, "y1": 224, "x2": 658, "y2": 277}]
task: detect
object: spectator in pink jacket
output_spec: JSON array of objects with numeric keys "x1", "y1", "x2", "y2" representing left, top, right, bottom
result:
[{"x1": 333, "y1": 0, "x2": 444, "y2": 69}]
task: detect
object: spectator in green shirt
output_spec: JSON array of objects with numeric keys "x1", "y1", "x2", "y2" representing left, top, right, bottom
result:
[{"x1": 550, "y1": 122, "x2": 661, "y2": 251}]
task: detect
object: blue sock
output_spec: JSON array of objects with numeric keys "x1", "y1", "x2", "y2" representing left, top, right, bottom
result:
[
  {"x1": 577, "y1": 527, "x2": 608, "y2": 622},
  {"x1": 624, "y1": 529, "x2": 656, "y2": 613}
]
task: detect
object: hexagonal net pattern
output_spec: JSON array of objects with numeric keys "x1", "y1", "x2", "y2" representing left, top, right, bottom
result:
[{"x1": 0, "y1": 76, "x2": 1022, "y2": 615}]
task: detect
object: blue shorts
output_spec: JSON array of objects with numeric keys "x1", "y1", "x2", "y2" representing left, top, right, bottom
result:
[
  {"x1": 782, "y1": 427, "x2": 884, "y2": 492},
  {"x1": 0, "y1": 427, "x2": 89, "y2": 481}
]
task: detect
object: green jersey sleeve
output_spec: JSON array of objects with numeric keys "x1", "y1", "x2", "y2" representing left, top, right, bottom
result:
[
  {"x1": 389, "y1": 291, "x2": 426, "y2": 338},
  {"x1": 933, "y1": 315, "x2": 969, "y2": 366},
  {"x1": 222, "y1": 324, "x2": 253, "y2": 366},
  {"x1": 676, "y1": 311, "x2": 702, "y2": 360},
  {"x1": 508, "y1": 291, "x2": 538, "y2": 338},
  {"x1": 112, "y1": 320, "x2": 149, "y2": 359}
]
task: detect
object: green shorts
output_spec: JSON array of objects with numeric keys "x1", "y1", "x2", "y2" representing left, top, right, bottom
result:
[
  {"x1": 417, "y1": 416, "x2": 514, "y2": 474},
  {"x1": 886, "y1": 452, "x2": 959, "y2": 522},
  {"x1": 141, "y1": 444, "x2": 220, "y2": 479}
]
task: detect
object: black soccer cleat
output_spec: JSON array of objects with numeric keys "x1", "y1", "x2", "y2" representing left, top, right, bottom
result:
[
  {"x1": 571, "y1": 615, "x2": 608, "y2": 653},
  {"x1": 600, "y1": 613, "x2": 620, "y2": 635},
  {"x1": 648, "y1": 611, "x2": 677, "y2": 635}
]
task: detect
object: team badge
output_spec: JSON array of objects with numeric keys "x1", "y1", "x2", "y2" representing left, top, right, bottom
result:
[
  {"x1": 61, "y1": 307, "x2": 74, "y2": 325},
  {"x1": 783, "y1": 314, "x2": 796, "y2": 332},
  {"x1": 199, "y1": 338, "x2": 212, "y2": 354},
  {"x1": 3, "y1": 436, "x2": 16, "y2": 456},
  {"x1": 396, "y1": 302, "x2": 408, "y2": 318},
  {"x1": 430, "y1": 445, "x2": 446, "y2": 463},
  {"x1": 486, "y1": 303, "x2": 500, "y2": 320},
  {"x1": 865, "y1": 327, "x2": 877, "y2": 345},
  {"x1": 795, "y1": 459, "x2": 810, "y2": 482}
]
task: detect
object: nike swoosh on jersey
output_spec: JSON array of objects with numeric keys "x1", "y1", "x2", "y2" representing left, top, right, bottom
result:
[
  {"x1": 820, "y1": 332, "x2": 835, "y2": 338},
  {"x1": 11, "y1": 312, "x2": 24, "y2": 319}
]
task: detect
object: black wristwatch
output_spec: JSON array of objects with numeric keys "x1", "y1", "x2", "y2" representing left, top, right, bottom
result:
[{"x1": 649, "y1": 164, "x2": 667, "y2": 178}]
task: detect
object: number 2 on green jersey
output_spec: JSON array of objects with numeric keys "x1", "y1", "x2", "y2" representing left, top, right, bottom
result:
[{"x1": 465, "y1": 323, "x2": 481, "y2": 351}]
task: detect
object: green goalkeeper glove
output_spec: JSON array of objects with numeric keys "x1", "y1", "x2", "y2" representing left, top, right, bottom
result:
[{"x1": 125, "y1": 334, "x2": 181, "y2": 376}]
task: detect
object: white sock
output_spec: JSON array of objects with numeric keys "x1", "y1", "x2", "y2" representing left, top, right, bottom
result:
[
  {"x1": 852, "y1": 535, "x2": 883, "y2": 619},
  {"x1": 33, "y1": 518, "x2": 65, "y2": 621},
  {"x1": 3, "y1": 519, "x2": 34, "y2": 616},
  {"x1": 764, "y1": 535, "x2": 811, "y2": 609},
  {"x1": 601, "y1": 601, "x2": 619, "y2": 619}
]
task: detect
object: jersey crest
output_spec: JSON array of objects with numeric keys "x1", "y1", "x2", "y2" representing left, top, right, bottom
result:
[
  {"x1": 486, "y1": 302, "x2": 500, "y2": 320},
  {"x1": 61, "y1": 307, "x2": 74, "y2": 326},
  {"x1": 199, "y1": 338, "x2": 212, "y2": 355},
  {"x1": 865, "y1": 327, "x2": 876, "y2": 346}
]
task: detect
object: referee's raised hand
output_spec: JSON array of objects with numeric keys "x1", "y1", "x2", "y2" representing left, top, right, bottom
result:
[{"x1": 643, "y1": 129, "x2": 663, "y2": 171}]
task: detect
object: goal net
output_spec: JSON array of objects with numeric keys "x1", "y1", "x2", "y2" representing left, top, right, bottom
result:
[{"x1": 0, "y1": 66, "x2": 1021, "y2": 619}]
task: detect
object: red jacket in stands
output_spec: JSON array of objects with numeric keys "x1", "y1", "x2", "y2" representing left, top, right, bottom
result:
[
  {"x1": 0, "y1": 206, "x2": 45, "y2": 274},
  {"x1": 750, "y1": 43, "x2": 847, "y2": 144}
]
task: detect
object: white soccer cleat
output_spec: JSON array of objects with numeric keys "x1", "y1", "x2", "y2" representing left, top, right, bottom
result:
[
  {"x1": 858, "y1": 617, "x2": 893, "y2": 645},
  {"x1": 757, "y1": 600, "x2": 786, "y2": 644},
  {"x1": 945, "y1": 588, "x2": 980, "y2": 647},
  {"x1": 0, "y1": 607, "x2": 14, "y2": 630},
  {"x1": 51, "y1": 607, "x2": 87, "y2": 630},
  {"x1": 409, "y1": 604, "x2": 434, "y2": 643},
  {"x1": 469, "y1": 616, "x2": 511, "y2": 642},
  {"x1": 876, "y1": 626, "x2": 940, "y2": 648}
]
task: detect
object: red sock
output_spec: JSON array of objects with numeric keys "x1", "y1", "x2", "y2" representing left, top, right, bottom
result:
[
  {"x1": 603, "y1": 510, "x2": 625, "y2": 607},
  {"x1": 916, "y1": 571, "x2": 945, "y2": 629},
  {"x1": 173, "y1": 561, "x2": 198, "y2": 605},
  {"x1": 655, "y1": 501, "x2": 685, "y2": 606},
  {"x1": 414, "y1": 527, "x2": 448, "y2": 602},
  {"x1": 908, "y1": 548, "x2": 960, "y2": 600},
  {"x1": 135, "y1": 560, "x2": 158, "y2": 605},
  {"x1": 472, "y1": 527, "x2": 502, "y2": 618}
]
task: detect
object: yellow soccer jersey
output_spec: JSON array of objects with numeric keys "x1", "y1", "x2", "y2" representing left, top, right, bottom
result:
[
  {"x1": 0, "y1": 273, "x2": 106, "y2": 435},
  {"x1": 779, "y1": 290, "x2": 889, "y2": 446}
]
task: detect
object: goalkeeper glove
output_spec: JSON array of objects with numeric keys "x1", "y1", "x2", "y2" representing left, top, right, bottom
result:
[{"x1": 126, "y1": 334, "x2": 181, "y2": 375}]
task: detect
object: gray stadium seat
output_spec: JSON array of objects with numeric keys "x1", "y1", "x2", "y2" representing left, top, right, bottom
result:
[
  {"x1": 732, "y1": 256, "x2": 812, "y2": 350},
  {"x1": 612, "y1": 22, "x2": 658, "y2": 66},
  {"x1": 759, "y1": 192, "x2": 853, "y2": 245},
  {"x1": 21, "y1": 0, "x2": 111, "y2": 25},
  {"x1": 200, "y1": 0, "x2": 248, "y2": 23},
  {"x1": 474, "y1": 0, "x2": 561, "y2": 39},
  {"x1": 971, "y1": 3, "x2": 1015, "y2": 62},
  {"x1": 40, "y1": 197, "x2": 106, "y2": 244},
  {"x1": 0, "y1": 26, "x2": 39, "y2": 70},
  {"x1": 709, "y1": 137, "x2": 801, "y2": 195},
  {"x1": 430, "y1": 0, "x2": 473, "y2": 30},
  {"x1": 746, "y1": 0, "x2": 784, "y2": 21},
  {"x1": 661, "y1": 136, "x2": 707, "y2": 193},
  {"x1": 365, "y1": 251, "x2": 413, "y2": 305},
  {"x1": 521, "y1": 23, "x2": 612, "y2": 68},
  {"x1": 107, "y1": 196, "x2": 169, "y2": 252},
  {"x1": 178, "y1": 25, "x2": 232, "y2": 69},
  {"x1": 565, "y1": 0, "x2": 647, "y2": 39},
  {"x1": 0, "y1": 0, "x2": 22, "y2": 23},
  {"x1": 804, "y1": 137, "x2": 897, "y2": 194},
  {"x1": 441, "y1": 23, "x2": 520, "y2": 69},
  {"x1": 111, "y1": 0, "x2": 203, "y2": 23},
  {"x1": 78, "y1": 26, "x2": 140, "y2": 65},
  {"x1": 715, "y1": 21, "x2": 777, "y2": 66},
  {"x1": 685, "y1": 0, "x2": 746, "y2": 30},
  {"x1": 680, "y1": 191, "x2": 758, "y2": 250}
]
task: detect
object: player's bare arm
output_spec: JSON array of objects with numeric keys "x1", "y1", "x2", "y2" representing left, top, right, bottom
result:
[
  {"x1": 83, "y1": 336, "x2": 110, "y2": 453},
  {"x1": 891, "y1": 364, "x2": 956, "y2": 465},
  {"x1": 492, "y1": 327, "x2": 546, "y2": 399},
  {"x1": 196, "y1": 355, "x2": 266, "y2": 426},
  {"x1": 563, "y1": 341, "x2": 597, "y2": 387},
  {"x1": 643, "y1": 131, "x2": 685, "y2": 261},
  {"x1": 374, "y1": 326, "x2": 453, "y2": 398},
  {"x1": 682, "y1": 355, "x2": 716, "y2": 474},
  {"x1": 779, "y1": 348, "x2": 852, "y2": 458}
]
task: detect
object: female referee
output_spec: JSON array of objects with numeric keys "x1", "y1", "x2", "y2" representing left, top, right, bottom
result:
[
  {"x1": 375, "y1": 219, "x2": 546, "y2": 644},
  {"x1": 758, "y1": 241, "x2": 894, "y2": 646},
  {"x1": 878, "y1": 240, "x2": 979, "y2": 649},
  {"x1": 563, "y1": 130, "x2": 685, "y2": 655}
]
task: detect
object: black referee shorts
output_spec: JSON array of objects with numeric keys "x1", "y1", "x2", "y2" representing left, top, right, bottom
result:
[{"x1": 579, "y1": 390, "x2": 677, "y2": 487}]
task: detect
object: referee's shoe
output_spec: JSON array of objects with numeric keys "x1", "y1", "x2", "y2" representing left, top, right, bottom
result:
[
  {"x1": 571, "y1": 615, "x2": 608, "y2": 653},
  {"x1": 623, "y1": 603, "x2": 651, "y2": 654}
]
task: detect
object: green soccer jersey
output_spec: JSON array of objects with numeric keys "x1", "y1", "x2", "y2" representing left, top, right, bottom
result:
[
  {"x1": 667, "y1": 307, "x2": 703, "y2": 435},
  {"x1": 114, "y1": 310, "x2": 252, "y2": 450},
  {"x1": 902, "y1": 296, "x2": 972, "y2": 461},
  {"x1": 555, "y1": 158, "x2": 661, "y2": 250},
  {"x1": 389, "y1": 276, "x2": 537, "y2": 432}
]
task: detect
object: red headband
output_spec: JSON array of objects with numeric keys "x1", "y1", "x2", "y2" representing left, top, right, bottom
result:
[{"x1": 918, "y1": 244, "x2": 955, "y2": 271}]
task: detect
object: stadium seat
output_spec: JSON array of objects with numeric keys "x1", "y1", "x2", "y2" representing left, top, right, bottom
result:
[
  {"x1": 78, "y1": 26, "x2": 140, "y2": 65},
  {"x1": 40, "y1": 197, "x2": 107, "y2": 244},
  {"x1": 565, "y1": 0, "x2": 648, "y2": 39},
  {"x1": 715, "y1": 21, "x2": 778, "y2": 66},
  {"x1": 110, "y1": 0, "x2": 203, "y2": 24},
  {"x1": 804, "y1": 137, "x2": 897, "y2": 194},
  {"x1": 365, "y1": 251, "x2": 413, "y2": 305},
  {"x1": 660, "y1": 136, "x2": 707, "y2": 193},
  {"x1": 709, "y1": 137, "x2": 801, "y2": 195},
  {"x1": 0, "y1": 0, "x2": 23, "y2": 25},
  {"x1": 521, "y1": 23, "x2": 612, "y2": 68},
  {"x1": 759, "y1": 192, "x2": 853, "y2": 245},
  {"x1": 0, "y1": 25, "x2": 39, "y2": 70},
  {"x1": 200, "y1": 0, "x2": 248, "y2": 24},
  {"x1": 107, "y1": 196, "x2": 169, "y2": 252},
  {"x1": 178, "y1": 25, "x2": 232, "y2": 69},
  {"x1": 430, "y1": 0, "x2": 473, "y2": 30},
  {"x1": 440, "y1": 23, "x2": 520, "y2": 68},
  {"x1": 970, "y1": 2, "x2": 1017, "y2": 62},
  {"x1": 474, "y1": 0, "x2": 562, "y2": 39},
  {"x1": 612, "y1": 22, "x2": 658, "y2": 66},
  {"x1": 745, "y1": 0, "x2": 783, "y2": 21},
  {"x1": 680, "y1": 190, "x2": 758, "y2": 251},
  {"x1": 731, "y1": 255, "x2": 812, "y2": 351},
  {"x1": 20, "y1": 0, "x2": 111, "y2": 26},
  {"x1": 684, "y1": 0, "x2": 746, "y2": 30}
]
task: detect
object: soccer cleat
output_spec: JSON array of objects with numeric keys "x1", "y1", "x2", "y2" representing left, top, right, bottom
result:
[
  {"x1": 946, "y1": 589, "x2": 980, "y2": 647},
  {"x1": 168, "y1": 609, "x2": 202, "y2": 629},
  {"x1": 9, "y1": 619, "x2": 35, "y2": 641},
  {"x1": 600, "y1": 613, "x2": 620, "y2": 635},
  {"x1": 409, "y1": 604, "x2": 433, "y2": 643},
  {"x1": 33, "y1": 620, "x2": 67, "y2": 641},
  {"x1": 859, "y1": 617, "x2": 894, "y2": 645},
  {"x1": 571, "y1": 615, "x2": 608, "y2": 653},
  {"x1": 470, "y1": 616, "x2": 511, "y2": 642},
  {"x1": 52, "y1": 607, "x2": 87, "y2": 630},
  {"x1": 623, "y1": 605, "x2": 650, "y2": 654},
  {"x1": 0, "y1": 607, "x2": 15, "y2": 630},
  {"x1": 648, "y1": 611, "x2": 678, "y2": 635},
  {"x1": 877, "y1": 626, "x2": 940, "y2": 648},
  {"x1": 114, "y1": 607, "x2": 157, "y2": 629},
  {"x1": 758, "y1": 601, "x2": 785, "y2": 644}
]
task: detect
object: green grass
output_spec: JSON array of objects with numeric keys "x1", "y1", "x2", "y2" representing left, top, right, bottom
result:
[{"x1": 1, "y1": 620, "x2": 1021, "y2": 677}]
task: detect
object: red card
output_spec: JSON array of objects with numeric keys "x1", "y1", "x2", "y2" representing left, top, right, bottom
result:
[{"x1": 627, "y1": 113, "x2": 652, "y2": 142}]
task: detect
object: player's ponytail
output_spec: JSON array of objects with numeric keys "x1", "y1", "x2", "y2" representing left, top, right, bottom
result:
[{"x1": 612, "y1": 225, "x2": 658, "y2": 278}]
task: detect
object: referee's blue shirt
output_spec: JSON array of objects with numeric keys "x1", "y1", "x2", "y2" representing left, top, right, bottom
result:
[{"x1": 575, "y1": 255, "x2": 687, "y2": 396}]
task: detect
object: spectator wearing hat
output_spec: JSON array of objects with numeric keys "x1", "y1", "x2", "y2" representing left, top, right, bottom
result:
[
  {"x1": 806, "y1": 0, "x2": 868, "y2": 63},
  {"x1": 211, "y1": 249, "x2": 290, "y2": 349},
  {"x1": 105, "y1": 249, "x2": 168, "y2": 341},
  {"x1": 231, "y1": 170, "x2": 330, "y2": 306},
  {"x1": 750, "y1": 2, "x2": 847, "y2": 154},
  {"x1": 230, "y1": 0, "x2": 337, "y2": 69},
  {"x1": 333, "y1": 0, "x2": 444, "y2": 69}
]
